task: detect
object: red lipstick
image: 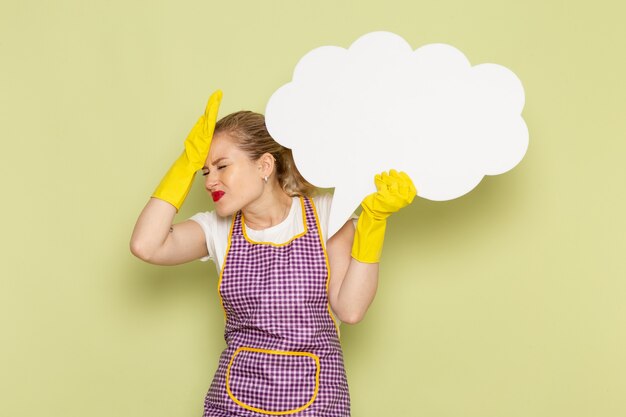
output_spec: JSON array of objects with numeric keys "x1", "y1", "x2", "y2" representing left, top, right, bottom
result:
[{"x1": 211, "y1": 191, "x2": 225, "y2": 202}]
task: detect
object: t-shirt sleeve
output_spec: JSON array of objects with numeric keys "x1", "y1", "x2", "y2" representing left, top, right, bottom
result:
[
  {"x1": 312, "y1": 193, "x2": 331, "y2": 243},
  {"x1": 188, "y1": 211, "x2": 218, "y2": 263},
  {"x1": 313, "y1": 193, "x2": 359, "y2": 241},
  {"x1": 351, "y1": 216, "x2": 359, "y2": 228}
]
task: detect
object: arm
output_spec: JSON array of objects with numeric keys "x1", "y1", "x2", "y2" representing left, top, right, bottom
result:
[
  {"x1": 129, "y1": 198, "x2": 208, "y2": 265},
  {"x1": 327, "y1": 219, "x2": 379, "y2": 324},
  {"x1": 327, "y1": 169, "x2": 416, "y2": 324},
  {"x1": 129, "y1": 90, "x2": 222, "y2": 265}
]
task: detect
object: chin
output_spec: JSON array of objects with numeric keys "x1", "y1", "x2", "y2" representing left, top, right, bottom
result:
[{"x1": 214, "y1": 202, "x2": 237, "y2": 218}]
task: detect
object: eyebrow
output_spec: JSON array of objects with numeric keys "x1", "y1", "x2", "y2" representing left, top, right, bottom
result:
[{"x1": 203, "y1": 157, "x2": 227, "y2": 169}]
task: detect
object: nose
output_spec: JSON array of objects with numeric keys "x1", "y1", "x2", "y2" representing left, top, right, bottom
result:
[{"x1": 204, "y1": 170, "x2": 219, "y2": 191}]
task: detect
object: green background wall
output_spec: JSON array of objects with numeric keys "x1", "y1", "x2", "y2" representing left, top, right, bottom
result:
[{"x1": 2, "y1": 0, "x2": 624, "y2": 416}]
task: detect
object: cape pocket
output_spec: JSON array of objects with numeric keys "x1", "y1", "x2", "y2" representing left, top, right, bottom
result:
[{"x1": 226, "y1": 346, "x2": 320, "y2": 415}]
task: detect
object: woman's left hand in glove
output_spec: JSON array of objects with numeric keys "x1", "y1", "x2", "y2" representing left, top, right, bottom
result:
[{"x1": 351, "y1": 169, "x2": 417, "y2": 263}]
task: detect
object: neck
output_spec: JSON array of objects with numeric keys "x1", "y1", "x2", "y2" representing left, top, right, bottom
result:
[{"x1": 242, "y1": 185, "x2": 294, "y2": 230}]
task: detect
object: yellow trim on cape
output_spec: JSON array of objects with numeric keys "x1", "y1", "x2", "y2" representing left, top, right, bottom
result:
[
  {"x1": 217, "y1": 213, "x2": 237, "y2": 321},
  {"x1": 217, "y1": 195, "x2": 341, "y2": 342},
  {"x1": 240, "y1": 196, "x2": 308, "y2": 246},
  {"x1": 309, "y1": 196, "x2": 342, "y2": 338}
]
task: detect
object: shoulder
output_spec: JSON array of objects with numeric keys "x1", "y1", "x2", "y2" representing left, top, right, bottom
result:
[
  {"x1": 189, "y1": 210, "x2": 217, "y2": 229},
  {"x1": 188, "y1": 210, "x2": 233, "y2": 242},
  {"x1": 188, "y1": 210, "x2": 234, "y2": 264}
]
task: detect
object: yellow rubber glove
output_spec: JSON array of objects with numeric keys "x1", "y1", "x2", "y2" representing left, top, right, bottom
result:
[
  {"x1": 152, "y1": 90, "x2": 222, "y2": 211},
  {"x1": 351, "y1": 169, "x2": 417, "y2": 263}
]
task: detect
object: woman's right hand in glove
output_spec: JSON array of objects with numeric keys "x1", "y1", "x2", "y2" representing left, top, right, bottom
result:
[
  {"x1": 130, "y1": 90, "x2": 222, "y2": 266},
  {"x1": 152, "y1": 89, "x2": 223, "y2": 211}
]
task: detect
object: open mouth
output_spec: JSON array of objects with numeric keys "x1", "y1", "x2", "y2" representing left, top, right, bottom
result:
[{"x1": 211, "y1": 191, "x2": 225, "y2": 202}]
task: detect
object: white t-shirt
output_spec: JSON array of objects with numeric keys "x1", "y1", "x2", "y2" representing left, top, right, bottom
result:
[{"x1": 190, "y1": 193, "x2": 355, "y2": 328}]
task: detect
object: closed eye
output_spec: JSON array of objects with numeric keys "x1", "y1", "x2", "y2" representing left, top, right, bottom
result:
[{"x1": 201, "y1": 165, "x2": 227, "y2": 176}]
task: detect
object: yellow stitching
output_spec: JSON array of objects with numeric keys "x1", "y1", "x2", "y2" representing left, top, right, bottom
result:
[
  {"x1": 225, "y1": 347, "x2": 320, "y2": 415},
  {"x1": 241, "y1": 197, "x2": 307, "y2": 246},
  {"x1": 309, "y1": 197, "x2": 341, "y2": 338},
  {"x1": 217, "y1": 213, "x2": 237, "y2": 321}
]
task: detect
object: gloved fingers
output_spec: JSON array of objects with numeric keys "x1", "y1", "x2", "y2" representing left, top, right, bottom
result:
[
  {"x1": 387, "y1": 169, "x2": 404, "y2": 197},
  {"x1": 406, "y1": 179, "x2": 417, "y2": 204},
  {"x1": 373, "y1": 169, "x2": 416, "y2": 203},
  {"x1": 397, "y1": 171, "x2": 417, "y2": 203},
  {"x1": 380, "y1": 169, "x2": 417, "y2": 207},
  {"x1": 378, "y1": 170, "x2": 396, "y2": 190},
  {"x1": 374, "y1": 170, "x2": 401, "y2": 201},
  {"x1": 397, "y1": 177, "x2": 409, "y2": 199},
  {"x1": 374, "y1": 172, "x2": 386, "y2": 192},
  {"x1": 387, "y1": 174, "x2": 399, "y2": 196},
  {"x1": 184, "y1": 116, "x2": 206, "y2": 155},
  {"x1": 204, "y1": 90, "x2": 223, "y2": 119},
  {"x1": 397, "y1": 170, "x2": 413, "y2": 187},
  {"x1": 183, "y1": 90, "x2": 223, "y2": 166},
  {"x1": 380, "y1": 169, "x2": 405, "y2": 193}
]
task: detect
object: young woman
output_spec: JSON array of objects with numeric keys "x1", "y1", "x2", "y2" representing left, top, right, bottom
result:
[{"x1": 130, "y1": 90, "x2": 415, "y2": 417}]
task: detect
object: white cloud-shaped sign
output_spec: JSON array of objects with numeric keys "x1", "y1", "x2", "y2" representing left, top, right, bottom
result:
[{"x1": 265, "y1": 31, "x2": 528, "y2": 236}]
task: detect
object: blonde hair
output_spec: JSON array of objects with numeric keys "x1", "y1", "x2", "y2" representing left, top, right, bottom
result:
[{"x1": 214, "y1": 111, "x2": 318, "y2": 197}]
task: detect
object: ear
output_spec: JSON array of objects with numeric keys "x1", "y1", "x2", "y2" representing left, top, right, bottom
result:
[{"x1": 258, "y1": 152, "x2": 276, "y2": 179}]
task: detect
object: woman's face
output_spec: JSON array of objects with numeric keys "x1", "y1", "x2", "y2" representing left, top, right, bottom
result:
[{"x1": 202, "y1": 132, "x2": 265, "y2": 217}]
